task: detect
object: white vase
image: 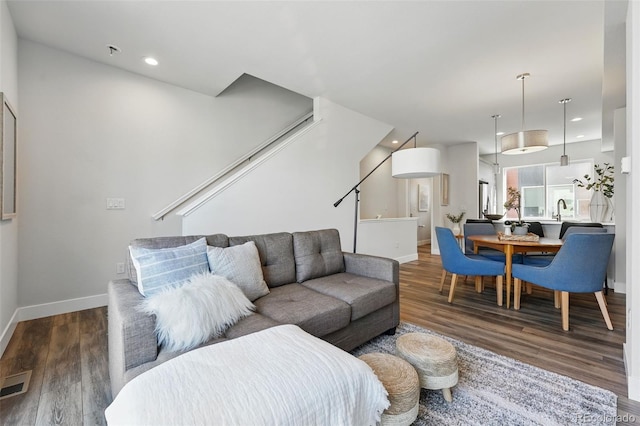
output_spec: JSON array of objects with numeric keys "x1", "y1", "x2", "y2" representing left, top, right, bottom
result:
[
  {"x1": 589, "y1": 191, "x2": 608, "y2": 223},
  {"x1": 605, "y1": 197, "x2": 614, "y2": 222},
  {"x1": 452, "y1": 224, "x2": 461, "y2": 236}
]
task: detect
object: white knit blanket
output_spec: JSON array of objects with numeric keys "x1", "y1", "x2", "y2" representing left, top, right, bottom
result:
[{"x1": 105, "y1": 324, "x2": 389, "y2": 425}]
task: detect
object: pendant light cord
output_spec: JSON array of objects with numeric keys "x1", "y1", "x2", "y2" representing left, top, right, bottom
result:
[
  {"x1": 563, "y1": 100, "x2": 567, "y2": 155},
  {"x1": 519, "y1": 74, "x2": 527, "y2": 130},
  {"x1": 492, "y1": 114, "x2": 500, "y2": 165},
  {"x1": 559, "y1": 98, "x2": 571, "y2": 156}
]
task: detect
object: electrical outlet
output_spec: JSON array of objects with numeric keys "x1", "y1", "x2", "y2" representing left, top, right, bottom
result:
[{"x1": 116, "y1": 262, "x2": 125, "y2": 274}]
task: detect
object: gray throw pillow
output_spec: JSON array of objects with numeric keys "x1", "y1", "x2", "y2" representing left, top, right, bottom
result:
[{"x1": 207, "y1": 241, "x2": 270, "y2": 301}]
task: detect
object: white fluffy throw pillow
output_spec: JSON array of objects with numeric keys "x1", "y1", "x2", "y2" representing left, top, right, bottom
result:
[{"x1": 140, "y1": 272, "x2": 255, "y2": 352}]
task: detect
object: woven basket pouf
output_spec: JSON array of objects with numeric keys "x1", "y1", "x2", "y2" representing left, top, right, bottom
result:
[
  {"x1": 359, "y1": 352, "x2": 420, "y2": 426},
  {"x1": 396, "y1": 332, "x2": 459, "y2": 402}
]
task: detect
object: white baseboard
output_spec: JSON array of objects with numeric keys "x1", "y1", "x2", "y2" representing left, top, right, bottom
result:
[
  {"x1": 17, "y1": 293, "x2": 108, "y2": 323},
  {"x1": 395, "y1": 253, "x2": 418, "y2": 264},
  {"x1": 418, "y1": 239, "x2": 431, "y2": 246},
  {"x1": 613, "y1": 280, "x2": 626, "y2": 294},
  {"x1": 626, "y1": 343, "x2": 640, "y2": 402},
  {"x1": 0, "y1": 309, "x2": 19, "y2": 358},
  {"x1": 1, "y1": 294, "x2": 107, "y2": 358}
]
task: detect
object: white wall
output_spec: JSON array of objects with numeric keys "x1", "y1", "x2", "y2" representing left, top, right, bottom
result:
[
  {"x1": 359, "y1": 142, "x2": 478, "y2": 255},
  {"x1": 182, "y1": 97, "x2": 393, "y2": 252},
  {"x1": 359, "y1": 145, "x2": 399, "y2": 220},
  {"x1": 16, "y1": 40, "x2": 311, "y2": 312},
  {"x1": 408, "y1": 178, "x2": 433, "y2": 244},
  {"x1": 431, "y1": 142, "x2": 478, "y2": 255},
  {"x1": 0, "y1": 0, "x2": 19, "y2": 356},
  {"x1": 626, "y1": 0, "x2": 640, "y2": 402},
  {"x1": 447, "y1": 143, "x2": 480, "y2": 218},
  {"x1": 614, "y1": 108, "x2": 627, "y2": 297},
  {"x1": 359, "y1": 146, "x2": 434, "y2": 244}
]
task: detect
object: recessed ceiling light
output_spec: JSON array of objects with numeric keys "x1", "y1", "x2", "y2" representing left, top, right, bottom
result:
[
  {"x1": 392, "y1": 140, "x2": 399, "y2": 144},
  {"x1": 144, "y1": 57, "x2": 159, "y2": 66},
  {"x1": 571, "y1": 117, "x2": 583, "y2": 122},
  {"x1": 576, "y1": 135, "x2": 585, "y2": 138},
  {"x1": 496, "y1": 132, "x2": 504, "y2": 136}
]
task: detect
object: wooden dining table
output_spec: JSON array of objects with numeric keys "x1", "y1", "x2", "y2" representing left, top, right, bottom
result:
[{"x1": 467, "y1": 234, "x2": 563, "y2": 308}]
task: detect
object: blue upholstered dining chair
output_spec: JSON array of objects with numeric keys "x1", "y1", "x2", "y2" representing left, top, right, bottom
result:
[
  {"x1": 522, "y1": 226, "x2": 607, "y2": 267},
  {"x1": 436, "y1": 227, "x2": 505, "y2": 306},
  {"x1": 511, "y1": 233, "x2": 615, "y2": 331},
  {"x1": 524, "y1": 221, "x2": 544, "y2": 237},
  {"x1": 463, "y1": 222, "x2": 503, "y2": 260},
  {"x1": 559, "y1": 221, "x2": 603, "y2": 239}
]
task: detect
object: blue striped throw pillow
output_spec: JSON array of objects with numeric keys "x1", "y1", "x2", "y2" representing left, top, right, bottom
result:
[{"x1": 129, "y1": 238, "x2": 210, "y2": 296}]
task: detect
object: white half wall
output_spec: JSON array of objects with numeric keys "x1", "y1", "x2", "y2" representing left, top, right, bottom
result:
[
  {"x1": 182, "y1": 97, "x2": 393, "y2": 251},
  {"x1": 16, "y1": 40, "x2": 311, "y2": 311},
  {"x1": 0, "y1": 0, "x2": 19, "y2": 357},
  {"x1": 358, "y1": 218, "x2": 418, "y2": 263}
]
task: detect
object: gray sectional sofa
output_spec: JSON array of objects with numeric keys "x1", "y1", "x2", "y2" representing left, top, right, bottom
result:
[{"x1": 108, "y1": 229, "x2": 400, "y2": 396}]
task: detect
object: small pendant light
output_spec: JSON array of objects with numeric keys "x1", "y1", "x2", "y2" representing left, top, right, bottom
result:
[{"x1": 559, "y1": 98, "x2": 571, "y2": 166}]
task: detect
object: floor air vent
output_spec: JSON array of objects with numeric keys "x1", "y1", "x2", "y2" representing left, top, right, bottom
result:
[{"x1": 0, "y1": 370, "x2": 32, "y2": 400}]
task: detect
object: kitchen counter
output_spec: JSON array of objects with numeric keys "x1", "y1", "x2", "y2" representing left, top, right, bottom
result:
[{"x1": 492, "y1": 220, "x2": 614, "y2": 238}]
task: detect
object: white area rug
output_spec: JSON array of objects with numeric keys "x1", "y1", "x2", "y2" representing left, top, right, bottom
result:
[{"x1": 351, "y1": 322, "x2": 617, "y2": 426}]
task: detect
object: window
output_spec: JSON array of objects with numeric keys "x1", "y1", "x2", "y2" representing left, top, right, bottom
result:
[{"x1": 504, "y1": 160, "x2": 593, "y2": 221}]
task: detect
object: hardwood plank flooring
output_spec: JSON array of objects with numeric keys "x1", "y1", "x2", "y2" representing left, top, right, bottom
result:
[
  {"x1": 0, "y1": 244, "x2": 639, "y2": 424},
  {"x1": 401, "y1": 244, "x2": 640, "y2": 422},
  {"x1": 0, "y1": 308, "x2": 110, "y2": 426}
]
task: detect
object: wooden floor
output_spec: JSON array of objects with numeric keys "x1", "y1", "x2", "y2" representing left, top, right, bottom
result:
[
  {"x1": 401, "y1": 245, "x2": 640, "y2": 421},
  {"x1": 1, "y1": 244, "x2": 639, "y2": 424},
  {"x1": 0, "y1": 309, "x2": 110, "y2": 425}
]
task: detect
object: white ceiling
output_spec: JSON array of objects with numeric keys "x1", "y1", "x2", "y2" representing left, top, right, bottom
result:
[{"x1": 7, "y1": 1, "x2": 627, "y2": 155}]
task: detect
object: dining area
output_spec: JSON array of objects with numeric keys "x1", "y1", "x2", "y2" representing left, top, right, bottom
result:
[{"x1": 435, "y1": 220, "x2": 616, "y2": 332}]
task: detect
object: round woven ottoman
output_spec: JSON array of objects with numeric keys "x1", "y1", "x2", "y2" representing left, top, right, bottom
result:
[
  {"x1": 396, "y1": 332, "x2": 458, "y2": 402},
  {"x1": 359, "y1": 353, "x2": 420, "y2": 426}
]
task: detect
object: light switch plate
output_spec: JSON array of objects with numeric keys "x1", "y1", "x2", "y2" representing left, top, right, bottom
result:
[{"x1": 106, "y1": 198, "x2": 125, "y2": 210}]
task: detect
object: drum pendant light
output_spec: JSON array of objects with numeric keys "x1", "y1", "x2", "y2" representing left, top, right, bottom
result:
[
  {"x1": 391, "y1": 134, "x2": 441, "y2": 178},
  {"x1": 501, "y1": 73, "x2": 549, "y2": 155}
]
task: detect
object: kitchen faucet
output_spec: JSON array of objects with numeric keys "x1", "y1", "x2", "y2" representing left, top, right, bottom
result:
[{"x1": 556, "y1": 199, "x2": 567, "y2": 222}]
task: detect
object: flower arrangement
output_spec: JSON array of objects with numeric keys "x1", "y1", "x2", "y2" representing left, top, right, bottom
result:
[
  {"x1": 573, "y1": 163, "x2": 614, "y2": 199},
  {"x1": 445, "y1": 212, "x2": 465, "y2": 223},
  {"x1": 503, "y1": 187, "x2": 523, "y2": 225}
]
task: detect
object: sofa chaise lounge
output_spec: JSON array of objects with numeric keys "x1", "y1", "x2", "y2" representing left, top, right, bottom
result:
[{"x1": 108, "y1": 228, "x2": 400, "y2": 396}]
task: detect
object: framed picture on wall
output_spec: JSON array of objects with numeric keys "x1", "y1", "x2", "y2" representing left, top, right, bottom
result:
[
  {"x1": 441, "y1": 173, "x2": 449, "y2": 206},
  {"x1": 1, "y1": 93, "x2": 17, "y2": 220},
  {"x1": 418, "y1": 184, "x2": 430, "y2": 212}
]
